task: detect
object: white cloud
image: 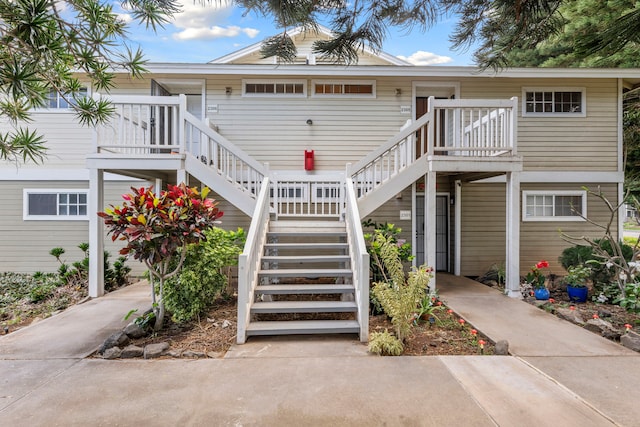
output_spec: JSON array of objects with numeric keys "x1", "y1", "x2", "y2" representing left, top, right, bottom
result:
[
  {"x1": 174, "y1": 25, "x2": 259, "y2": 41},
  {"x1": 169, "y1": 1, "x2": 259, "y2": 41},
  {"x1": 116, "y1": 13, "x2": 133, "y2": 25},
  {"x1": 397, "y1": 51, "x2": 453, "y2": 66}
]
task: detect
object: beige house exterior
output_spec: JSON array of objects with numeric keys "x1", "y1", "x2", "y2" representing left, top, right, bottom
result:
[{"x1": 1, "y1": 28, "x2": 639, "y2": 340}]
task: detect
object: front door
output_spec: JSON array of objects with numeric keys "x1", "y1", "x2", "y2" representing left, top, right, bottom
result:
[{"x1": 416, "y1": 194, "x2": 449, "y2": 271}]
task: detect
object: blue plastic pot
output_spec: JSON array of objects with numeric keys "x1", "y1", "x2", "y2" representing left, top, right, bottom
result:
[
  {"x1": 567, "y1": 285, "x2": 588, "y2": 303},
  {"x1": 534, "y1": 288, "x2": 550, "y2": 300}
]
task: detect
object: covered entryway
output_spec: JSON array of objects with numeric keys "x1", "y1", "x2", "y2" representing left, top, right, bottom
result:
[{"x1": 415, "y1": 194, "x2": 449, "y2": 271}]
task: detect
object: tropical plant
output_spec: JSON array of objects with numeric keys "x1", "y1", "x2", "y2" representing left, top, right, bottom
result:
[
  {"x1": 0, "y1": 0, "x2": 178, "y2": 164},
  {"x1": 98, "y1": 183, "x2": 223, "y2": 330},
  {"x1": 363, "y1": 220, "x2": 414, "y2": 280},
  {"x1": 163, "y1": 227, "x2": 245, "y2": 323},
  {"x1": 49, "y1": 243, "x2": 130, "y2": 291},
  {"x1": 561, "y1": 186, "x2": 640, "y2": 300},
  {"x1": 524, "y1": 260, "x2": 550, "y2": 289},
  {"x1": 368, "y1": 330, "x2": 404, "y2": 356}
]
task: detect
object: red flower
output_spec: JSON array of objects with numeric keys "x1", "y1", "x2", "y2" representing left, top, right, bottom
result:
[
  {"x1": 569, "y1": 306, "x2": 576, "y2": 311},
  {"x1": 458, "y1": 318, "x2": 465, "y2": 325},
  {"x1": 625, "y1": 324, "x2": 633, "y2": 332},
  {"x1": 470, "y1": 329, "x2": 477, "y2": 336},
  {"x1": 549, "y1": 298, "x2": 555, "y2": 303},
  {"x1": 436, "y1": 301, "x2": 443, "y2": 306},
  {"x1": 592, "y1": 314, "x2": 599, "y2": 319},
  {"x1": 478, "y1": 339, "x2": 486, "y2": 348},
  {"x1": 536, "y1": 260, "x2": 549, "y2": 269},
  {"x1": 447, "y1": 309, "x2": 453, "y2": 315}
]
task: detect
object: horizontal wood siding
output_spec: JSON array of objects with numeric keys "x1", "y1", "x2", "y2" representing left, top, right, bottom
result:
[
  {"x1": 0, "y1": 180, "x2": 148, "y2": 275},
  {"x1": 460, "y1": 78, "x2": 619, "y2": 172},
  {"x1": 520, "y1": 183, "x2": 618, "y2": 275},
  {"x1": 0, "y1": 113, "x2": 92, "y2": 169},
  {"x1": 460, "y1": 181, "x2": 618, "y2": 277},
  {"x1": 205, "y1": 75, "x2": 412, "y2": 170},
  {"x1": 364, "y1": 185, "x2": 413, "y2": 245}
]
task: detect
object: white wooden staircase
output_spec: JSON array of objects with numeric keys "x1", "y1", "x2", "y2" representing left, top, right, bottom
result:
[
  {"x1": 246, "y1": 220, "x2": 361, "y2": 338},
  {"x1": 90, "y1": 94, "x2": 520, "y2": 340}
]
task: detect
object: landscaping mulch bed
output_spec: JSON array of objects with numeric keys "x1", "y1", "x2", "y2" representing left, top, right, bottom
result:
[
  {"x1": 526, "y1": 286, "x2": 640, "y2": 338},
  {"x1": 124, "y1": 296, "x2": 494, "y2": 357}
]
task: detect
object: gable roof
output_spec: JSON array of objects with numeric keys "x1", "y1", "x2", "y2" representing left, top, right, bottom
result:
[{"x1": 209, "y1": 25, "x2": 411, "y2": 66}]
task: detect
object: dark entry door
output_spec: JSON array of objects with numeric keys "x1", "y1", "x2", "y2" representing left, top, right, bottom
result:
[{"x1": 416, "y1": 194, "x2": 449, "y2": 271}]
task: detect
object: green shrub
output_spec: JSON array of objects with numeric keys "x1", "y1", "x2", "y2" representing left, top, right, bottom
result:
[
  {"x1": 50, "y1": 244, "x2": 131, "y2": 291},
  {"x1": 163, "y1": 227, "x2": 245, "y2": 323},
  {"x1": 616, "y1": 282, "x2": 640, "y2": 313},
  {"x1": 368, "y1": 330, "x2": 403, "y2": 356},
  {"x1": 558, "y1": 245, "x2": 594, "y2": 270},
  {"x1": 28, "y1": 283, "x2": 57, "y2": 303},
  {"x1": 368, "y1": 228, "x2": 433, "y2": 354},
  {"x1": 559, "y1": 240, "x2": 633, "y2": 286}
]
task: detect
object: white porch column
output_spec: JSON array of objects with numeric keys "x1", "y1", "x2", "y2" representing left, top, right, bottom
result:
[
  {"x1": 505, "y1": 171, "x2": 521, "y2": 297},
  {"x1": 89, "y1": 168, "x2": 105, "y2": 298},
  {"x1": 177, "y1": 169, "x2": 188, "y2": 185},
  {"x1": 425, "y1": 172, "x2": 437, "y2": 292},
  {"x1": 454, "y1": 179, "x2": 462, "y2": 276}
]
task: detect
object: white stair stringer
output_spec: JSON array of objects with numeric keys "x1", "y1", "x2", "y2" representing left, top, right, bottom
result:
[
  {"x1": 245, "y1": 220, "x2": 362, "y2": 339},
  {"x1": 184, "y1": 154, "x2": 257, "y2": 216}
]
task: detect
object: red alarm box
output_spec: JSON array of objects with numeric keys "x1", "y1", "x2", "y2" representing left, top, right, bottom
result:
[{"x1": 304, "y1": 150, "x2": 314, "y2": 171}]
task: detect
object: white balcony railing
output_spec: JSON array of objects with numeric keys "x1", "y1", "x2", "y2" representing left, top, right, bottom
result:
[
  {"x1": 348, "y1": 96, "x2": 518, "y2": 200},
  {"x1": 94, "y1": 94, "x2": 267, "y2": 201},
  {"x1": 271, "y1": 174, "x2": 344, "y2": 218}
]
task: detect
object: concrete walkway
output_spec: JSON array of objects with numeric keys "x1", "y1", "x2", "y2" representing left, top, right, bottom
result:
[{"x1": 0, "y1": 277, "x2": 639, "y2": 426}]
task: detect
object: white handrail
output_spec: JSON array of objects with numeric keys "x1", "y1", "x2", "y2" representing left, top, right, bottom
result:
[
  {"x1": 236, "y1": 177, "x2": 271, "y2": 344},
  {"x1": 344, "y1": 174, "x2": 369, "y2": 342},
  {"x1": 349, "y1": 97, "x2": 518, "y2": 200}
]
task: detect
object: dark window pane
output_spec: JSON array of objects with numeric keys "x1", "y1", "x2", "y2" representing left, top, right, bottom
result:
[{"x1": 28, "y1": 194, "x2": 57, "y2": 215}]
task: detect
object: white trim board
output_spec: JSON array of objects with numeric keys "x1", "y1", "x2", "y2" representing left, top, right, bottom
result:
[
  {"x1": 473, "y1": 171, "x2": 623, "y2": 184},
  {"x1": 0, "y1": 169, "x2": 144, "y2": 181}
]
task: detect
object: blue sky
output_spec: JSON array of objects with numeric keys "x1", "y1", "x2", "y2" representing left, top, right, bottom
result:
[{"x1": 116, "y1": 1, "x2": 475, "y2": 66}]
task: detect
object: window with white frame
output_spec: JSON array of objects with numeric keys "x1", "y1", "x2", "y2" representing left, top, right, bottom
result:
[
  {"x1": 24, "y1": 189, "x2": 89, "y2": 220},
  {"x1": 44, "y1": 87, "x2": 89, "y2": 109},
  {"x1": 522, "y1": 191, "x2": 586, "y2": 221},
  {"x1": 242, "y1": 79, "x2": 306, "y2": 97},
  {"x1": 522, "y1": 88, "x2": 585, "y2": 116},
  {"x1": 312, "y1": 80, "x2": 376, "y2": 98}
]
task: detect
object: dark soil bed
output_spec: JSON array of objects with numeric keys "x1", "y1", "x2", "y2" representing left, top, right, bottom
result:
[{"x1": 127, "y1": 296, "x2": 495, "y2": 357}]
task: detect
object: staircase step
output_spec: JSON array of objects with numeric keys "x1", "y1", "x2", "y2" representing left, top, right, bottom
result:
[
  {"x1": 256, "y1": 284, "x2": 354, "y2": 294},
  {"x1": 270, "y1": 220, "x2": 345, "y2": 231},
  {"x1": 246, "y1": 320, "x2": 360, "y2": 336},
  {"x1": 258, "y1": 269, "x2": 352, "y2": 278},
  {"x1": 251, "y1": 300, "x2": 357, "y2": 313},
  {"x1": 267, "y1": 231, "x2": 346, "y2": 238},
  {"x1": 264, "y1": 243, "x2": 348, "y2": 250},
  {"x1": 262, "y1": 255, "x2": 350, "y2": 263}
]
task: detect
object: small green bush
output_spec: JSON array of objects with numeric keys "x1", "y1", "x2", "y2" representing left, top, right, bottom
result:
[
  {"x1": 616, "y1": 282, "x2": 640, "y2": 313},
  {"x1": 559, "y1": 241, "x2": 633, "y2": 285},
  {"x1": 50, "y1": 244, "x2": 131, "y2": 291},
  {"x1": 28, "y1": 283, "x2": 57, "y2": 303},
  {"x1": 368, "y1": 330, "x2": 403, "y2": 356},
  {"x1": 163, "y1": 227, "x2": 245, "y2": 323}
]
